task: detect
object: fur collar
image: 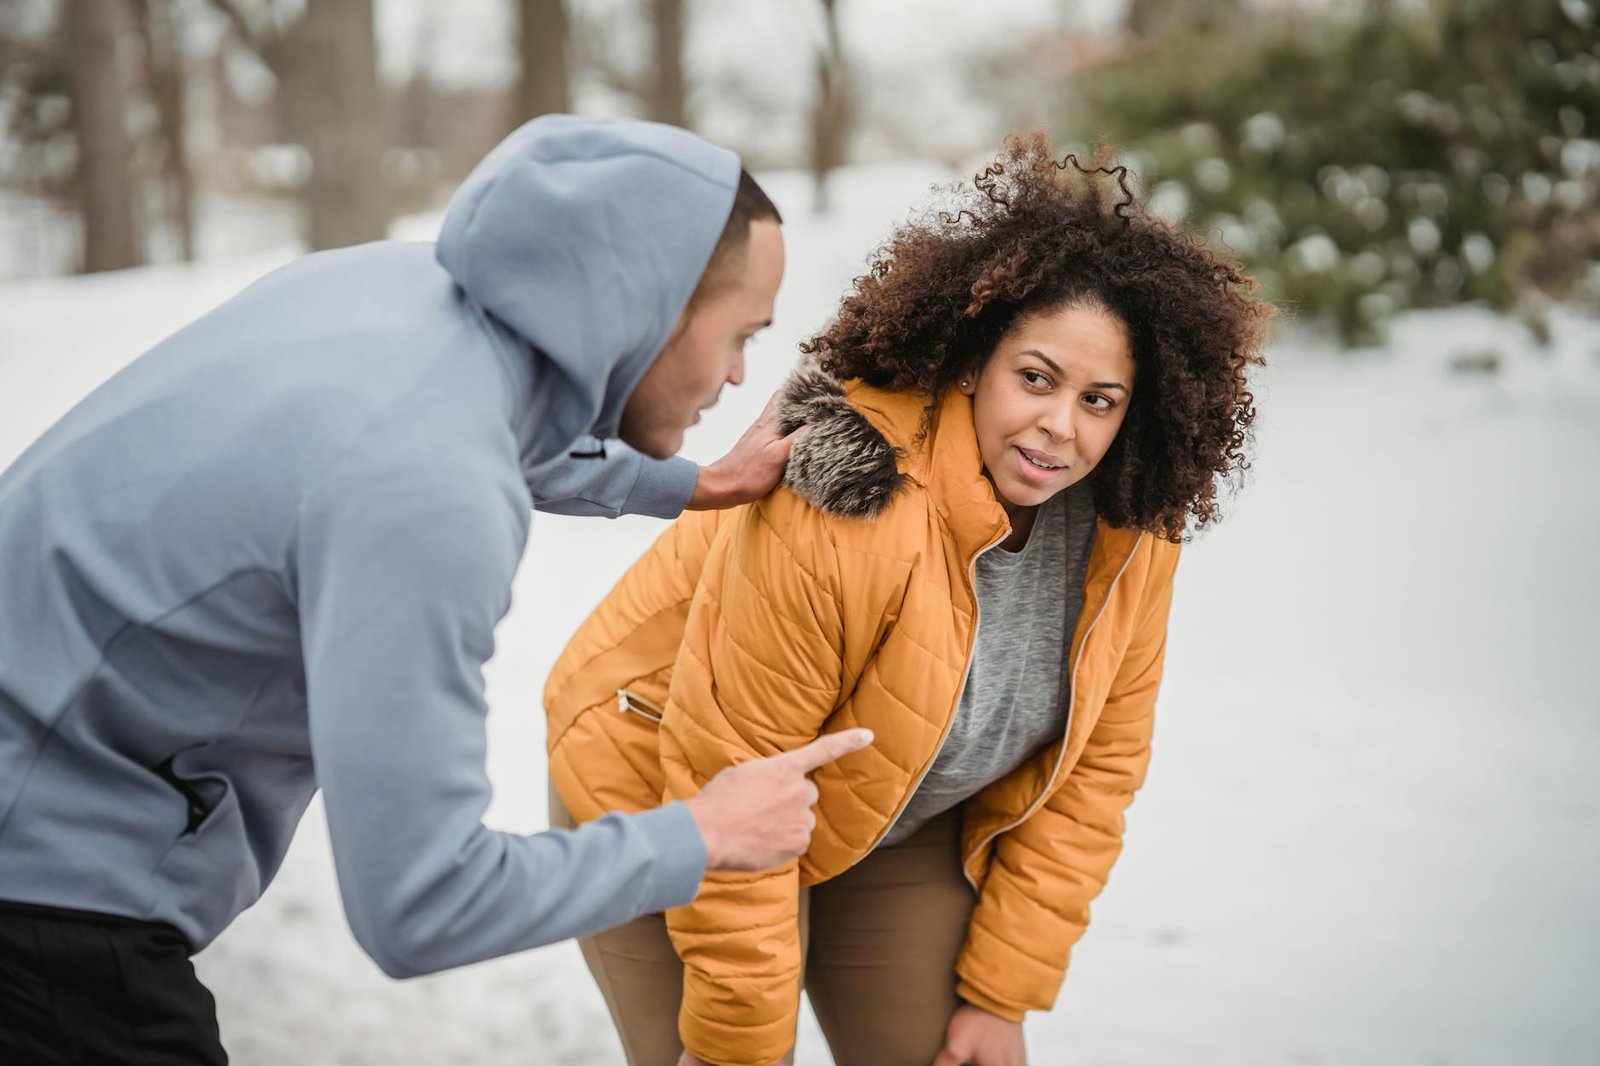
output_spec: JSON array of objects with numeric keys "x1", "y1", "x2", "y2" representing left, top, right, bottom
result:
[{"x1": 775, "y1": 365, "x2": 906, "y2": 520}]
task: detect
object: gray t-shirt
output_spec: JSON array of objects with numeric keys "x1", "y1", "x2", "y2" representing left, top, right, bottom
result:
[{"x1": 881, "y1": 481, "x2": 1099, "y2": 847}]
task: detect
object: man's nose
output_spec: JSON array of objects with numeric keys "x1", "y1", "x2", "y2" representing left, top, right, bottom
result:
[{"x1": 727, "y1": 351, "x2": 746, "y2": 387}]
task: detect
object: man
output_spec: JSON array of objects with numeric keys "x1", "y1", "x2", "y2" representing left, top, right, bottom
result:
[{"x1": 0, "y1": 115, "x2": 870, "y2": 1062}]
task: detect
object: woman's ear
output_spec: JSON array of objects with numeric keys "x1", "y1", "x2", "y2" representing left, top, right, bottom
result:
[{"x1": 956, "y1": 373, "x2": 976, "y2": 396}]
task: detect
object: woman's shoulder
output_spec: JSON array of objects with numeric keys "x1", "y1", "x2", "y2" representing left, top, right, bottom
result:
[
  {"x1": 773, "y1": 366, "x2": 909, "y2": 520},
  {"x1": 722, "y1": 368, "x2": 931, "y2": 601},
  {"x1": 751, "y1": 474, "x2": 931, "y2": 572},
  {"x1": 766, "y1": 364, "x2": 932, "y2": 530}
]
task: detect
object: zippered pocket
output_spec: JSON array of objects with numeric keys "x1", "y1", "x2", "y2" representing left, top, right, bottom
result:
[{"x1": 616, "y1": 689, "x2": 665, "y2": 724}]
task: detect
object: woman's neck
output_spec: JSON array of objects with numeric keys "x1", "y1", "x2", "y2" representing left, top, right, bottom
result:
[{"x1": 984, "y1": 470, "x2": 1039, "y2": 552}]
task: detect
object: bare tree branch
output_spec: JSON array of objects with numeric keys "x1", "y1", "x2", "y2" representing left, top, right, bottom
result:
[
  {"x1": 572, "y1": 13, "x2": 651, "y2": 103},
  {"x1": 811, "y1": 0, "x2": 851, "y2": 212},
  {"x1": 201, "y1": 0, "x2": 283, "y2": 71},
  {"x1": 138, "y1": 0, "x2": 195, "y2": 260}
]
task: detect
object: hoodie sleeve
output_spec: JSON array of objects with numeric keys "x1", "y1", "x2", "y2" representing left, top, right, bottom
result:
[
  {"x1": 527, "y1": 442, "x2": 698, "y2": 519},
  {"x1": 295, "y1": 444, "x2": 707, "y2": 979}
]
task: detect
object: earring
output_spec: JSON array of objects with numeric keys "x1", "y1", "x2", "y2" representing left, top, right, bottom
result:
[{"x1": 960, "y1": 379, "x2": 970, "y2": 388}]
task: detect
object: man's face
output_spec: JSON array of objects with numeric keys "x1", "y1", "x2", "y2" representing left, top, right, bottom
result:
[{"x1": 618, "y1": 219, "x2": 785, "y2": 459}]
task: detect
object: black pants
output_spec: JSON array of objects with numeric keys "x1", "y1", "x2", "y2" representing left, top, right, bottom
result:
[{"x1": 0, "y1": 901, "x2": 227, "y2": 1066}]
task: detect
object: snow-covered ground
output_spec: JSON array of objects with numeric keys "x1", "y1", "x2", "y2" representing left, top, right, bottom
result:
[{"x1": 2, "y1": 162, "x2": 1598, "y2": 1065}]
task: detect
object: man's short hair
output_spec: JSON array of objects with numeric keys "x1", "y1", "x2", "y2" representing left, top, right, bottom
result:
[{"x1": 691, "y1": 169, "x2": 782, "y2": 305}]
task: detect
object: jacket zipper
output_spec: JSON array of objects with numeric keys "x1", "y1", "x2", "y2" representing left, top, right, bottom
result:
[
  {"x1": 961, "y1": 532, "x2": 1145, "y2": 890},
  {"x1": 616, "y1": 689, "x2": 664, "y2": 723},
  {"x1": 846, "y1": 528, "x2": 1010, "y2": 868}
]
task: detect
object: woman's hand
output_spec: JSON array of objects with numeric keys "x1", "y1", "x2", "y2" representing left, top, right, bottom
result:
[{"x1": 931, "y1": 1002, "x2": 1027, "y2": 1066}]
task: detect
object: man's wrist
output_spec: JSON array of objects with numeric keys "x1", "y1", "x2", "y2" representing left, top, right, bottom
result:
[
  {"x1": 682, "y1": 794, "x2": 723, "y2": 866},
  {"x1": 628, "y1": 454, "x2": 700, "y2": 518},
  {"x1": 686, "y1": 462, "x2": 728, "y2": 511}
]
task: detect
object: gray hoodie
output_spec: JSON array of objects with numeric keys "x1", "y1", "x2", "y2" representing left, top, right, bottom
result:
[{"x1": 0, "y1": 115, "x2": 736, "y2": 978}]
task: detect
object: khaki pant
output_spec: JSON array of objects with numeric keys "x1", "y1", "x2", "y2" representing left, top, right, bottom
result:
[{"x1": 551, "y1": 787, "x2": 977, "y2": 1066}]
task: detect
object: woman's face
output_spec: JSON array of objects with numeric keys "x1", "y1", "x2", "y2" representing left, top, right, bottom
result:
[{"x1": 960, "y1": 302, "x2": 1135, "y2": 513}]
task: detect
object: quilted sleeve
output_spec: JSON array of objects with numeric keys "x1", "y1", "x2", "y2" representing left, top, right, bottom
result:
[{"x1": 658, "y1": 488, "x2": 847, "y2": 1066}]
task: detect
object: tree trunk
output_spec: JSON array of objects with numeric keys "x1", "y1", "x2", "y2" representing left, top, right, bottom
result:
[
  {"x1": 1124, "y1": 0, "x2": 1228, "y2": 38},
  {"x1": 280, "y1": 0, "x2": 386, "y2": 251},
  {"x1": 648, "y1": 0, "x2": 687, "y2": 128},
  {"x1": 67, "y1": 0, "x2": 141, "y2": 272},
  {"x1": 1123, "y1": 0, "x2": 1159, "y2": 36},
  {"x1": 140, "y1": 0, "x2": 195, "y2": 261},
  {"x1": 511, "y1": 0, "x2": 570, "y2": 130},
  {"x1": 811, "y1": 0, "x2": 849, "y2": 214}
]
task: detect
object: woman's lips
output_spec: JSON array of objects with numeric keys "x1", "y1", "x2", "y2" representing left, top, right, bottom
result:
[{"x1": 1012, "y1": 445, "x2": 1068, "y2": 485}]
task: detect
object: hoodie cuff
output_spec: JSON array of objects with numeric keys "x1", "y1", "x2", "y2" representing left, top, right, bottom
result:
[
  {"x1": 623, "y1": 455, "x2": 698, "y2": 519},
  {"x1": 629, "y1": 800, "x2": 708, "y2": 911}
]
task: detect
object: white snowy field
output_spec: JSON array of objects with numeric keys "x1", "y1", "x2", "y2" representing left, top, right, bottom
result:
[{"x1": 2, "y1": 162, "x2": 1598, "y2": 1065}]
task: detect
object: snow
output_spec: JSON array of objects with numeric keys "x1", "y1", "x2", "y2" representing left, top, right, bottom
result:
[{"x1": 2, "y1": 161, "x2": 1598, "y2": 1065}]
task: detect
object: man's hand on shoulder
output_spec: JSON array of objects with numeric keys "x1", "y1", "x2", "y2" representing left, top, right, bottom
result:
[{"x1": 687, "y1": 390, "x2": 806, "y2": 511}]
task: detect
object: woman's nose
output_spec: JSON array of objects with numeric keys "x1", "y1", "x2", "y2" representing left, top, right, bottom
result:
[{"x1": 1039, "y1": 402, "x2": 1075, "y2": 442}]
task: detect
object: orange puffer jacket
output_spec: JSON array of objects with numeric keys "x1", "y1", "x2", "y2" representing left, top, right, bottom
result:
[{"x1": 545, "y1": 367, "x2": 1180, "y2": 1066}]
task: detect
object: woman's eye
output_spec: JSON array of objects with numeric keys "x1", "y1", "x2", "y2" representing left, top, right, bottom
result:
[
  {"x1": 1084, "y1": 393, "x2": 1115, "y2": 411},
  {"x1": 1021, "y1": 370, "x2": 1050, "y2": 388}
]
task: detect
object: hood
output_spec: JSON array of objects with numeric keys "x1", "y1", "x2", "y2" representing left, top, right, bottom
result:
[
  {"x1": 436, "y1": 114, "x2": 740, "y2": 449},
  {"x1": 776, "y1": 364, "x2": 907, "y2": 520}
]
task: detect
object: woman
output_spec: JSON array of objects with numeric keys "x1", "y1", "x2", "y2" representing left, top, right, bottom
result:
[{"x1": 544, "y1": 135, "x2": 1272, "y2": 1066}]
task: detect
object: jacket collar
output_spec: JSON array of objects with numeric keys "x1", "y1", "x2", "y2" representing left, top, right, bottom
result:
[
  {"x1": 777, "y1": 364, "x2": 1003, "y2": 548},
  {"x1": 776, "y1": 363, "x2": 1143, "y2": 568}
]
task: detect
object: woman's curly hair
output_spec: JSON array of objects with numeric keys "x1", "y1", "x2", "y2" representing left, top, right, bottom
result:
[{"x1": 800, "y1": 133, "x2": 1274, "y2": 542}]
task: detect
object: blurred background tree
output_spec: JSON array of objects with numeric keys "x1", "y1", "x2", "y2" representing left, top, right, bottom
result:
[
  {"x1": 574, "y1": 0, "x2": 689, "y2": 132},
  {"x1": 510, "y1": 0, "x2": 569, "y2": 129},
  {"x1": 0, "y1": 0, "x2": 872, "y2": 276},
  {"x1": 66, "y1": 0, "x2": 140, "y2": 270},
  {"x1": 0, "y1": 0, "x2": 1594, "y2": 349},
  {"x1": 206, "y1": 0, "x2": 387, "y2": 252},
  {"x1": 810, "y1": 0, "x2": 851, "y2": 213},
  {"x1": 2, "y1": 0, "x2": 178, "y2": 273},
  {"x1": 1061, "y1": 0, "x2": 1600, "y2": 343},
  {"x1": 140, "y1": 0, "x2": 197, "y2": 262}
]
